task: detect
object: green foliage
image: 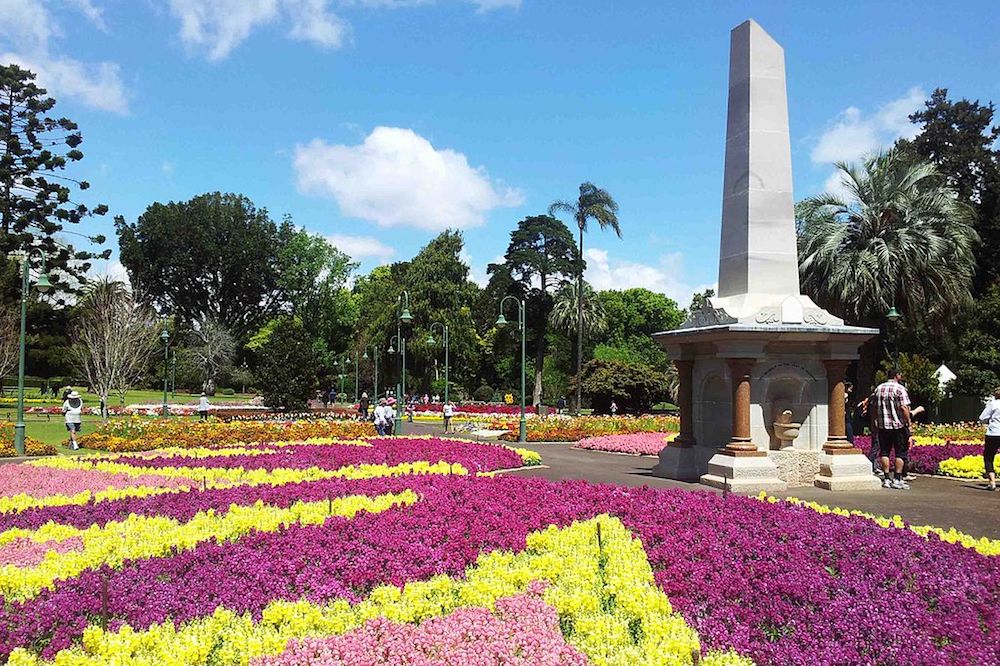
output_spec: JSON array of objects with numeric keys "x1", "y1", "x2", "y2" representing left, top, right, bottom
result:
[
  {"x1": 874, "y1": 353, "x2": 942, "y2": 408},
  {"x1": 116, "y1": 193, "x2": 288, "y2": 340},
  {"x1": 902, "y1": 88, "x2": 1000, "y2": 292},
  {"x1": 0, "y1": 65, "x2": 109, "y2": 299},
  {"x1": 473, "y1": 385, "x2": 494, "y2": 402},
  {"x1": 689, "y1": 288, "x2": 715, "y2": 312},
  {"x1": 549, "y1": 282, "x2": 606, "y2": 338},
  {"x1": 593, "y1": 288, "x2": 683, "y2": 369},
  {"x1": 953, "y1": 283, "x2": 1000, "y2": 397},
  {"x1": 573, "y1": 359, "x2": 671, "y2": 414},
  {"x1": 221, "y1": 387, "x2": 235, "y2": 396},
  {"x1": 277, "y1": 225, "x2": 358, "y2": 344},
  {"x1": 255, "y1": 318, "x2": 321, "y2": 411}
]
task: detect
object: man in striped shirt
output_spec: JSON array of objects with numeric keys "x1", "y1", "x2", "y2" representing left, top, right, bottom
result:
[{"x1": 873, "y1": 370, "x2": 911, "y2": 490}]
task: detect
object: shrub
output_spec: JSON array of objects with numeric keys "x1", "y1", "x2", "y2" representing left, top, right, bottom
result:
[
  {"x1": 473, "y1": 385, "x2": 494, "y2": 402},
  {"x1": 572, "y1": 359, "x2": 671, "y2": 414},
  {"x1": 221, "y1": 388, "x2": 235, "y2": 396},
  {"x1": 255, "y1": 318, "x2": 322, "y2": 412}
]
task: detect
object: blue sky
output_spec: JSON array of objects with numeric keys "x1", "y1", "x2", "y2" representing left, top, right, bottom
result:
[{"x1": 2, "y1": 1, "x2": 998, "y2": 306}]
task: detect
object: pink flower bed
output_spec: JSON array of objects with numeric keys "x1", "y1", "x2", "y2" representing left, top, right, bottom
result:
[
  {"x1": 252, "y1": 583, "x2": 586, "y2": 666},
  {"x1": 0, "y1": 536, "x2": 84, "y2": 568},
  {"x1": 575, "y1": 432, "x2": 674, "y2": 456},
  {"x1": 0, "y1": 466, "x2": 194, "y2": 499},
  {"x1": 410, "y1": 403, "x2": 538, "y2": 415}
]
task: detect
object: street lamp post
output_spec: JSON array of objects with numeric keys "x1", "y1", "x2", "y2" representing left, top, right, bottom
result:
[
  {"x1": 427, "y1": 322, "x2": 449, "y2": 407},
  {"x1": 363, "y1": 345, "x2": 379, "y2": 400},
  {"x1": 496, "y1": 296, "x2": 526, "y2": 443},
  {"x1": 13, "y1": 252, "x2": 51, "y2": 456},
  {"x1": 886, "y1": 305, "x2": 902, "y2": 369},
  {"x1": 160, "y1": 319, "x2": 170, "y2": 418},
  {"x1": 170, "y1": 352, "x2": 176, "y2": 398},
  {"x1": 353, "y1": 352, "x2": 359, "y2": 403},
  {"x1": 389, "y1": 290, "x2": 413, "y2": 435}
]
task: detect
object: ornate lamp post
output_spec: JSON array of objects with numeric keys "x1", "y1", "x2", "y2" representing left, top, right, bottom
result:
[
  {"x1": 13, "y1": 251, "x2": 51, "y2": 456},
  {"x1": 496, "y1": 296, "x2": 526, "y2": 443},
  {"x1": 886, "y1": 305, "x2": 902, "y2": 369},
  {"x1": 160, "y1": 319, "x2": 170, "y2": 418},
  {"x1": 427, "y1": 322, "x2": 449, "y2": 407},
  {"x1": 388, "y1": 291, "x2": 413, "y2": 435},
  {"x1": 363, "y1": 345, "x2": 379, "y2": 400}
]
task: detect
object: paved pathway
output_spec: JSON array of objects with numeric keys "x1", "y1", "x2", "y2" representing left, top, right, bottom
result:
[{"x1": 404, "y1": 422, "x2": 999, "y2": 539}]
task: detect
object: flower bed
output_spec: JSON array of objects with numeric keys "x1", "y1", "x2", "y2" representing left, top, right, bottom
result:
[
  {"x1": 0, "y1": 432, "x2": 998, "y2": 665},
  {"x1": 0, "y1": 423, "x2": 55, "y2": 458},
  {"x1": 78, "y1": 419, "x2": 376, "y2": 452},
  {"x1": 854, "y1": 434, "x2": 987, "y2": 477},
  {"x1": 575, "y1": 431, "x2": 675, "y2": 455},
  {"x1": 490, "y1": 414, "x2": 680, "y2": 442}
]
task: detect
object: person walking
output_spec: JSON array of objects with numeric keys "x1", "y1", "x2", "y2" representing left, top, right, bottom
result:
[
  {"x1": 557, "y1": 396, "x2": 567, "y2": 415},
  {"x1": 610, "y1": 400, "x2": 619, "y2": 416},
  {"x1": 978, "y1": 387, "x2": 1000, "y2": 491},
  {"x1": 358, "y1": 392, "x2": 370, "y2": 420},
  {"x1": 373, "y1": 398, "x2": 389, "y2": 436},
  {"x1": 62, "y1": 390, "x2": 84, "y2": 450},
  {"x1": 443, "y1": 401, "x2": 454, "y2": 433},
  {"x1": 873, "y1": 369, "x2": 912, "y2": 490},
  {"x1": 198, "y1": 392, "x2": 210, "y2": 420}
]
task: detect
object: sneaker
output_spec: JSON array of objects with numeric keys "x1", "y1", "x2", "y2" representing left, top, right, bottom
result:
[
  {"x1": 904, "y1": 474, "x2": 917, "y2": 482},
  {"x1": 882, "y1": 478, "x2": 892, "y2": 488},
  {"x1": 891, "y1": 479, "x2": 910, "y2": 490},
  {"x1": 989, "y1": 484, "x2": 997, "y2": 492}
]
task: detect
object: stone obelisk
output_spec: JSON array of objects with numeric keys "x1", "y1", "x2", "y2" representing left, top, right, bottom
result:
[{"x1": 710, "y1": 20, "x2": 839, "y2": 325}]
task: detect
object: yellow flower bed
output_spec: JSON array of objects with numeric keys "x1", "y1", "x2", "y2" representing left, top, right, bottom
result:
[
  {"x1": 9, "y1": 516, "x2": 749, "y2": 666},
  {"x1": 4, "y1": 459, "x2": 465, "y2": 516},
  {"x1": 759, "y1": 493, "x2": 1000, "y2": 556},
  {"x1": 938, "y1": 454, "x2": 999, "y2": 479},
  {"x1": 29, "y1": 456, "x2": 469, "y2": 486},
  {"x1": 0, "y1": 492, "x2": 416, "y2": 601}
]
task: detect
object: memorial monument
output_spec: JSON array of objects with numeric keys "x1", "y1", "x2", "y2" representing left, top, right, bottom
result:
[{"x1": 652, "y1": 19, "x2": 881, "y2": 492}]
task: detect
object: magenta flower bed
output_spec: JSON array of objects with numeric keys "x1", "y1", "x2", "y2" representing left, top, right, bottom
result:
[
  {"x1": 3, "y1": 475, "x2": 998, "y2": 664},
  {"x1": 252, "y1": 583, "x2": 586, "y2": 666},
  {"x1": 106, "y1": 437, "x2": 525, "y2": 474},
  {"x1": 0, "y1": 465, "x2": 193, "y2": 499},
  {"x1": 853, "y1": 435, "x2": 982, "y2": 474},
  {"x1": 575, "y1": 432, "x2": 672, "y2": 456}
]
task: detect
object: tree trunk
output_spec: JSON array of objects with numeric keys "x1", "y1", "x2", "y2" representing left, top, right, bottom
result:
[
  {"x1": 575, "y1": 224, "x2": 584, "y2": 414},
  {"x1": 533, "y1": 316, "x2": 546, "y2": 408},
  {"x1": 856, "y1": 335, "x2": 882, "y2": 398}
]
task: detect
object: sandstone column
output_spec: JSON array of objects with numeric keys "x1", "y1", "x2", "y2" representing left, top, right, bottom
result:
[
  {"x1": 822, "y1": 359, "x2": 854, "y2": 452},
  {"x1": 724, "y1": 358, "x2": 761, "y2": 455},
  {"x1": 671, "y1": 360, "x2": 696, "y2": 447}
]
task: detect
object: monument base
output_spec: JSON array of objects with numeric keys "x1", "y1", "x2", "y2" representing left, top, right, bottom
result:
[
  {"x1": 652, "y1": 444, "x2": 716, "y2": 481},
  {"x1": 767, "y1": 449, "x2": 820, "y2": 487},
  {"x1": 814, "y1": 447, "x2": 881, "y2": 491},
  {"x1": 700, "y1": 451, "x2": 787, "y2": 493}
]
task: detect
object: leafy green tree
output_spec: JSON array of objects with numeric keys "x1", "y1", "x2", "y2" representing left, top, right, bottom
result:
[
  {"x1": 797, "y1": 148, "x2": 978, "y2": 392},
  {"x1": 1, "y1": 64, "x2": 109, "y2": 298},
  {"x1": 953, "y1": 283, "x2": 1000, "y2": 397},
  {"x1": 116, "y1": 193, "x2": 286, "y2": 340},
  {"x1": 255, "y1": 317, "x2": 321, "y2": 411},
  {"x1": 902, "y1": 89, "x2": 1000, "y2": 291},
  {"x1": 277, "y1": 225, "x2": 358, "y2": 345},
  {"x1": 549, "y1": 183, "x2": 620, "y2": 411},
  {"x1": 874, "y1": 353, "x2": 942, "y2": 410},
  {"x1": 689, "y1": 288, "x2": 715, "y2": 312},
  {"x1": 594, "y1": 288, "x2": 684, "y2": 369},
  {"x1": 573, "y1": 358, "x2": 671, "y2": 414},
  {"x1": 493, "y1": 215, "x2": 577, "y2": 406}
]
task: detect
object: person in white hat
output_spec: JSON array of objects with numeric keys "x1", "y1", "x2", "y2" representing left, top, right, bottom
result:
[{"x1": 62, "y1": 390, "x2": 84, "y2": 450}]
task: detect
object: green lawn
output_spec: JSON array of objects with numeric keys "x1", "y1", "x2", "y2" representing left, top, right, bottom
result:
[
  {"x1": 17, "y1": 413, "x2": 214, "y2": 452},
  {"x1": 1, "y1": 388, "x2": 257, "y2": 408}
]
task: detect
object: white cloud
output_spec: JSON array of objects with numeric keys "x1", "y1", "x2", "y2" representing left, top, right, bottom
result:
[
  {"x1": 61, "y1": 0, "x2": 108, "y2": 31},
  {"x1": 166, "y1": 0, "x2": 515, "y2": 60},
  {"x1": 0, "y1": 0, "x2": 128, "y2": 113},
  {"x1": 327, "y1": 233, "x2": 395, "y2": 261},
  {"x1": 810, "y1": 87, "x2": 926, "y2": 164},
  {"x1": 294, "y1": 126, "x2": 523, "y2": 231},
  {"x1": 584, "y1": 248, "x2": 712, "y2": 306},
  {"x1": 285, "y1": 0, "x2": 349, "y2": 48},
  {"x1": 168, "y1": 0, "x2": 280, "y2": 62},
  {"x1": 468, "y1": 0, "x2": 520, "y2": 11}
]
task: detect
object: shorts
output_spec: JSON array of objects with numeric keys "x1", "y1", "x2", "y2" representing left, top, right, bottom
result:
[
  {"x1": 878, "y1": 428, "x2": 909, "y2": 460},
  {"x1": 65, "y1": 422, "x2": 81, "y2": 433}
]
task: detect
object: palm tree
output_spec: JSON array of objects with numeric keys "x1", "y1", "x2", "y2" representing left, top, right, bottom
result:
[
  {"x1": 549, "y1": 281, "x2": 607, "y2": 340},
  {"x1": 549, "y1": 183, "x2": 620, "y2": 412},
  {"x1": 797, "y1": 147, "x2": 978, "y2": 391}
]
